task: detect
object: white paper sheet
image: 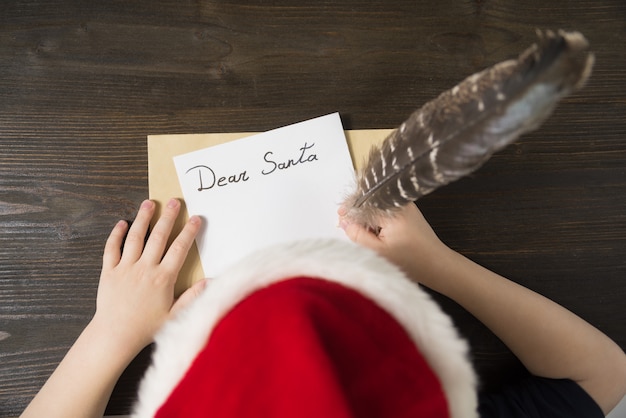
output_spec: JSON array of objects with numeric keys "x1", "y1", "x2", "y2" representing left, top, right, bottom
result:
[{"x1": 173, "y1": 113, "x2": 355, "y2": 277}]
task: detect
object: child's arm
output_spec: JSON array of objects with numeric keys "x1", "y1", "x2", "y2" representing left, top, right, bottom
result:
[
  {"x1": 340, "y1": 203, "x2": 626, "y2": 415},
  {"x1": 21, "y1": 198, "x2": 205, "y2": 418}
]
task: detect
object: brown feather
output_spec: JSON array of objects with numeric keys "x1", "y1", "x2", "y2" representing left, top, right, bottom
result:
[{"x1": 343, "y1": 30, "x2": 594, "y2": 228}]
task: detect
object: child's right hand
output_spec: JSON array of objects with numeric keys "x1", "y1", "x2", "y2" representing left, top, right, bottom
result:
[{"x1": 338, "y1": 203, "x2": 452, "y2": 289}]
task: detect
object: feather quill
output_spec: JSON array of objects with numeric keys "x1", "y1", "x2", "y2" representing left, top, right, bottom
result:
[{"x1": 342, "y1": 30, "x2": 594, "y2": 228}]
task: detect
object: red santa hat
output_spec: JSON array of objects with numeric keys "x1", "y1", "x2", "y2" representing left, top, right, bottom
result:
[{"x1": 131, "y1": 239, "x2": 478, "y2": 418}]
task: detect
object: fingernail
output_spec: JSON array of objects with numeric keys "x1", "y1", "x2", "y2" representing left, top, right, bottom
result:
[
  {"x1": 189, "y1": 215, "x2": 201, "y2": 225},
  {"x1": 167, "y1": 198, "x2": 179, "y2": 208},
  {"x1": 141, "y1": 200, "x2": 154, "y2": 210}
]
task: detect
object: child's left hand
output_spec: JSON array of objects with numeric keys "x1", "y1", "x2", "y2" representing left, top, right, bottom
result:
[
  {"x1": 93, "y1": 198, "x2": 206, "y2": 358},
  {"x1": 21, "y1": 198, "x2": 206, "y2": 418}
]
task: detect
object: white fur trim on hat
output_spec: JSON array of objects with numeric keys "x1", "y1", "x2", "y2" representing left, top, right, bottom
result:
[{"x1": 132, "y1": 239, "x2": 478, "y2": 418}]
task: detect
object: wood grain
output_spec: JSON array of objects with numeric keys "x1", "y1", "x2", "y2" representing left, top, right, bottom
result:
[{"x1": 1, "y1": 0, "x2": 625, "y2": 415}]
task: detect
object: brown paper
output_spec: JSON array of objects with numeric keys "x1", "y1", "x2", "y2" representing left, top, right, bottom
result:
[{"x1": 147, "y1": 128, "x2": 392, "y2": 295}]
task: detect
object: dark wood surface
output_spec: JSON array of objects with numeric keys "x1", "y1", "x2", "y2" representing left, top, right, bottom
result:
[{"x1": 1, "y1": 1, "x2": 625, "y2": 415}]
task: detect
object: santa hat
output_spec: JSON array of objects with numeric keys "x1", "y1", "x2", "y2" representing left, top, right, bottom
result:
[{"x1": 132, "y1": 239, "x2": 478, "y2": 418}]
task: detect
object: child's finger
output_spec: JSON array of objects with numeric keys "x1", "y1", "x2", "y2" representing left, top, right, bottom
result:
[
  {"x1": 121, "y1": 200, "x2": 155, "y2": 262},
  {"x1": 102, "y1": 220, "x2": 128, "y2": 269},
  {"x1": 160, "y1": 215, "x2": 202, "y2": 274},
  {"x1": 343, "y1": 220, "x2": 382, "y2": 249},
  {"x1": 170, "y1": 278, "x2": 209, "y2": 317},
  {"x1": 141, "y1": 198, "x2": 181, "y2": 262}
]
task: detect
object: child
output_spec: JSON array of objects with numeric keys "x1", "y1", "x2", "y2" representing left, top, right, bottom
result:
[{"x1": 21, "y1": 199, "x2": 626, "y2": 417}]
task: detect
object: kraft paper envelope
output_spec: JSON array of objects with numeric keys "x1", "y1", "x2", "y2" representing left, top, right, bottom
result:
[{"x1": 148, "y1": 128, "x2": 392, "y2": 295}]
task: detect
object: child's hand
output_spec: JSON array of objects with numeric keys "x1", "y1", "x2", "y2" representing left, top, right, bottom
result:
[
  {"x1": 20, "y1": 198, "x2": 206, "y2": 418},
  {"x1": 338, "y1": 203, "x2": 451, "y2": 287},
  {"x1": 93, "y1": 198, "x2": 205, "y2": 358}
]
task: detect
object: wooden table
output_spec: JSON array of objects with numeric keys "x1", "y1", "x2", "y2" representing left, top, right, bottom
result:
[{"x1": 1, "y1": 1, "x2": 624, "y2": 415}]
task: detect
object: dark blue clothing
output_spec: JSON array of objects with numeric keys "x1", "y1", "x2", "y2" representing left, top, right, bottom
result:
[{"x1": 479, "y1": 377, "x2": 603, "y2": 418}]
